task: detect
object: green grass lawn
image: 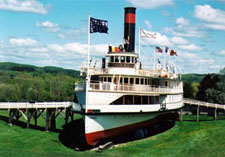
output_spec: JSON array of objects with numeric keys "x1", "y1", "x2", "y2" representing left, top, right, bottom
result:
[{"x1": 0, "y1": 110, "x2": 225, "y2": 157}]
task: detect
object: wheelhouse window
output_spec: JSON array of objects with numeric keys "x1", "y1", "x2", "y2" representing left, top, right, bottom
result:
[
  {"x1": 126, "y1": 56, "x2": 130, "y2": 63},
  {"x1": 110, "y1": 56, "x2": 114, "y2": 62},
  {"x1": 141, "y1": 78, "x2": 144, "y2": 85},
  {"x1": 108, "y1": 77, "x2": 112, "y2": 82},
  {"x1": 121, "y1": 56, "x2": 125, "y2": 63},
  {"x1": 115, "y1": 56, "x2": 119, "y2": 63}
]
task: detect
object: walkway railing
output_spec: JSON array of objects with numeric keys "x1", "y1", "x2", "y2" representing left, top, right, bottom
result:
[
  {"x1": 0, "y1": 102, "x2": 72, "y2": 109},
  {"x1": 184, "y1": 98, "x2": 225, "y2": 110},
  {"x1": 75, "y1": 82, "x2": 183, "y2": 94}
]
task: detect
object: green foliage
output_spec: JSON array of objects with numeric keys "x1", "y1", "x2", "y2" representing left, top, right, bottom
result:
[
  {"x1": 196, "y1": 74, "x2": 225, "y2": 104},
  {"x1": 183, "y1": 82, "x2": 199, "y2": 99},
  {"x1": 0, "y1": 62, "x2": 80, "y2": 102}
]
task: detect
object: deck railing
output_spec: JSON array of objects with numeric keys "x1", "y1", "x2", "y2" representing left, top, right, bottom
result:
[{"x1": 75, "y1": 82, "x2": 183, "y2": 94}]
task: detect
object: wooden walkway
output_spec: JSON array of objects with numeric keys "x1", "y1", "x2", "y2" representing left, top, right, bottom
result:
[
  {"x1": 0, "y1": 102, "x2": 74, "y2": 131},
  {"x1": 184, "y1": 98, "x2": 225, "y2": 110},
  {"x1": 182, "y1": 98, "x2": 225, "y2": 122}
]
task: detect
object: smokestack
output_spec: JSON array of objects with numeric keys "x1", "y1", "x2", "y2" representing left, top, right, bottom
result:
[{"x1": 124, "y1": 7, "x2": 136, "y2": 53}]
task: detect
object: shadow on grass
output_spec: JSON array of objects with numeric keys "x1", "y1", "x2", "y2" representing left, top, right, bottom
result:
[
  {"x1": 58, "y1": 118, "x2": 92, "y2": 151},
  {"x1": 0, "y1": 115, "x2": 61, "y2": 132},
  {"x1": 58, "y1": 117, "x2": 176, "y2": 151}
]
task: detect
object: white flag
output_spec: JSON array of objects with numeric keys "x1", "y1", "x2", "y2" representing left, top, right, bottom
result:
[{"x1": 140, "y1": 28, "x2": 157, "y2": 38}]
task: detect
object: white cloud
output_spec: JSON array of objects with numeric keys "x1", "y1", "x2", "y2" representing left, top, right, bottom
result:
[
  {"x1": 144, "y1": 20, "x2": 152, "y2": 30},
  {"x1": 36, "y1": 21, "x2": 59, "y2": 32},
  {"x1": 204, "y1": 23, "x2": 225, "y2": 31},
  {"x1": 126, "y1": 0, "x2": 173, "y2": 9},
  {"x1": 175, "y1": 17, "x2": 189, "y2": 25},
  {"x1": 141, "y1": 32, "x2": 171, "y2": 46},
  {"x1": 178, "y1": 44, "x2": 202, "y2": 51},
  {"x1": 57, "y1": 28, "x2": 86, "y2": 40},
  {"x1": 29, "y1": 47, "x2": 48, "y2": 53},
  {"x1": 218, "y1": 50, "x2": 225, "y2": 55},
  {"x1": 195, "y1": 5, "x2": 225, "y2": 31},
  {"x1": 170, "y1": 36, "x2": 189, "y2": 45},
  {"x1": 0, "y1": 0, "x2": 48, "y2": 14},
  {"x1": 163, "y1": 17, "x2": 206, "y2": 38},
  {"x1": 9, "y1": 37, "x2": 39, "y2": 47}
]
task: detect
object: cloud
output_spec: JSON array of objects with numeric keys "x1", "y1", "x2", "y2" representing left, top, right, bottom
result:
[
  {"x1": 194, "y1": 5, "x2": 225, "y2": 31},
  {"x1": 9, "y1": 38, "x2": 39, "y2": 47},
  {"x1": 175, "y1": 17, "x2": 189, "y2": 25},
  {"x1": 57, "y1": 28, "x2": 86, "y2": 40},
  {"x1": 0, "y1": 0, "x2": 48, "y2": 14},
  {"x1": 126, "y1": 0, "x2": 173, "y2": 9},
  {"x1": 218, "y1": 50, "x2": 225, "y2": 55},
  {"x1": 170, "y1": 36, "x2": 189, "y2": 45},
  {"x1": 163, "y1": 17, "x2": 206, "y2": 38},
  {"x1": 36, "y1": 21, "x2": 59, "y2": 32},
  {"x1": 144, "y1": 20, "x2": 152, "y2": 30},
  {"x1": 141, "y1": 31, "x2": 171, "y2": 46},
  {"x1": 48, "y1": 44, "x2": 65, "y2": 53},
  {"x1": 177, "y1": 44, "x2": 202, "y2": 51}
]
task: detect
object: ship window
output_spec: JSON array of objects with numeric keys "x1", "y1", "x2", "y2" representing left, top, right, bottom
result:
[
  {"x1": 100, "y1": 77, "x2": 103, "y2": 82},
  {"x1": 145, "y1": 79, "x2": 148, "y2": 85},
  {"x1": 115, "y1": 56, "x2": 119, "y2": 63},
  {"x1": 165, "y1": 81, "x2": 168, "y2": 87},
  {"x1": 136, "y1": 78, "x2": 139, "y2": 84},
  {"x1": 121, "y1": 56, "x2": 125, "y2": 63},
  {"x1": 120, "y1": 77, "x2": 123, "y2": 84},
  {"x1": 104, "y1": 77, "x2": 107, "y2": 82},
  {"x1": 130, "y1": 78, "x2": 134, "y2": 84},
  {"x1": 132, "y1": 57, "x2": 134, "y2": 63},
  {"x1": 124, "y1": 77, "x2": 128, "y2": 84},
  {"x1": 108, "y1": 77, "x2": 111, "y2": 82},
  {"x1": 126, "y1": 56, "x2": 130, "y2": 63},
  {"x1": 141, "y1": 78, "x2": 144, "y2": 84},
  {"x1": 110, "y1": 56, "x2": 114, "y2": 62}
]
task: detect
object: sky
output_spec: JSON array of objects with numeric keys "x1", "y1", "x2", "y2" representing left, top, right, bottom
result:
[{"x1": 0, "y1": 0, "x2": 225, "y2": 74}]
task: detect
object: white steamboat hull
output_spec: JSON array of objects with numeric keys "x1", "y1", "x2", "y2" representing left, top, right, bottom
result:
[{"x1": 84, "y1": 111, "x2": 179, "y2": 146}]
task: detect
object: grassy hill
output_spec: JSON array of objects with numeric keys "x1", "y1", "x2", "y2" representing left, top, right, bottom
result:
[
  {"x1": 0, "y1": 110, "x2": 224, "y2": 157},
  {"x1": 0, "y1": 62, "x2": 81, "y2": 102}
]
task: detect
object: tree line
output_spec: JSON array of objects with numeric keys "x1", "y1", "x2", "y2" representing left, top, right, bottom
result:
[
  {"x1": 0, "y1": 62, "x2": 81, "y2": 102},
  {"x1": 183, "y1": 67, "x2": 225, "y2": 104}
]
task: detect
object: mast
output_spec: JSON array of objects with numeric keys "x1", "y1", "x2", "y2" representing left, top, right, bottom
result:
[{"x1": 138, "y1": 27, "x2": 141, "y2": 60}]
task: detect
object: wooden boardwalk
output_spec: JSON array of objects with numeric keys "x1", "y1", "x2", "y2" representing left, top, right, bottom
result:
[
  {"x1": 0, "y1": 102, "x2": 74, "y2": 131},
  {"x1": 182, "y1": 98, "x2": 225, "y2": 122}
]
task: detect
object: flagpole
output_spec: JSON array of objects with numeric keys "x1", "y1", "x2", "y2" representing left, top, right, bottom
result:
[
  {"x1": 164, "y1": 46, "x2": 166, "y2": 70},
  {"x1": 87, "y1": 13, "x2": 91, "y2": 77},
  {"x1": 139, "y1": 27, "x2": 141, "y2": 61},
  {"x1": 86, "y1": 13, "x2": 91, "y2": 108},
  {"x1": 153, "y1": 46, "x2": 156, "y2": 70}
]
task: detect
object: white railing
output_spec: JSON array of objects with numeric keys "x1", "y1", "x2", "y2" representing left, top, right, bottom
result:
[
  {"x1": 75, "y1": 82, "x2": 183, "y2": 94},
  {"x1": 0, "y1": 102, "x2": 72, "y2": 109},
  {"x1": 184, "y1": 98, "x2": 225, "y2": 110},
  {"x1": 82, "y1": 68, "x2": 179, "y2": 79}
]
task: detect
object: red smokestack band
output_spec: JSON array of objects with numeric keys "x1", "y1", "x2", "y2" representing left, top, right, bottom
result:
[{"x1": 125, "y1": 13, "x2": 135, "y2": 24}]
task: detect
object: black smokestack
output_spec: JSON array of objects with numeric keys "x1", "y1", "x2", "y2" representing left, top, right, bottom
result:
[{"x1": 124, "y1": 7, "x2": 136, "y2": 53}]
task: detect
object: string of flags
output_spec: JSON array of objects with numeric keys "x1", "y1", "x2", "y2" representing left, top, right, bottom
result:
[{"x1": 154, "y1": 46, "x2": 178, "y2": 56}]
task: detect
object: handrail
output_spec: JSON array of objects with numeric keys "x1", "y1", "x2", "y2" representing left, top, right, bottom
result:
[
  {"x1": 183, "y1": 98, "x2": 225, "y2": 110},
  {"x1": 75, "y1": 82, "x2": 183, "y2": 94}
]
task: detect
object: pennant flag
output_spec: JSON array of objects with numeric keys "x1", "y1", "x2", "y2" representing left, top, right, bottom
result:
[
  {"x1": 165, "y1": 46, "x2": 169, "y2": 53},
  {"x1": 155, "y1": 46, "x2": 163, "y2": 53},
  {"x1": 170, "y1": 49, "x2": 178, "y2": 56},
  {"x1": 140, "y1": 28, "x2": 157, "y2": 38},
  {"x1": 90, "y1": 17, "x2": 108, "y2": 33},
  {"x1": 109, "y1": 46, "x2": 120, "y2": 52}
]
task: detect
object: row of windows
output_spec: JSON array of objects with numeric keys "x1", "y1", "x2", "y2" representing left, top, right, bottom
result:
[
  {"x1": 110, "y1": 56, "x2": 136, "y2": 64},
  {"x1": 110, "y1": 95, "x2": 164, "y2": 105},
  {"x1": 100, "y1": 76, "x2": 164, "y2": 86}
]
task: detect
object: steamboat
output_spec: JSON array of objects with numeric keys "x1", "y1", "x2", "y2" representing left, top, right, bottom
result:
[{"x1": 72, "y1": 7, "x2": 184, "y2": 146}]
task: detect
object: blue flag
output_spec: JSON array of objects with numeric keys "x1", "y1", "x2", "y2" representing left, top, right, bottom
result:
[{"x1": 90, "y1": 17, "x2": 108, "y2": 33}]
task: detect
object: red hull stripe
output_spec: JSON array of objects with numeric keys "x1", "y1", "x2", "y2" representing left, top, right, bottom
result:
[
  {"x1": 85, "y1": 113, "x2": 178, "y2": 146},
  {"x1": 125, "y1": 13, "x2": 135, "y2": 24}
]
